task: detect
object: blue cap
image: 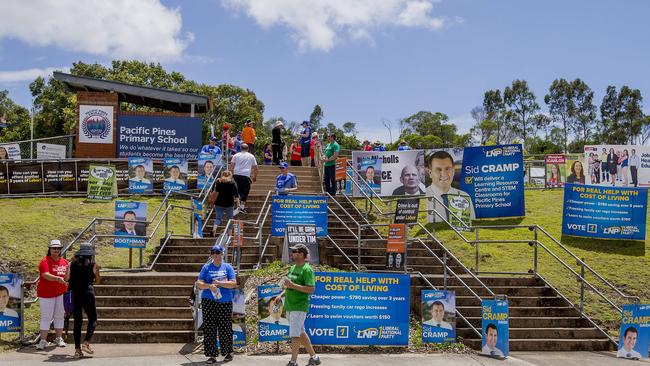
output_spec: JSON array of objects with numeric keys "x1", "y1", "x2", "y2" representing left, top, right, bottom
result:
[
  {"x1": 211, "y1": 244, "x2": 224, "y2": 253},
  {"x1": 279, "y1": 162, "x2": 289, "y2": 169},
  {"x1": 302, "y1": 120, "x2": 309, "y2": 125},
  {"x1": 209, "y1": 136, "x2": 218, "y2": 142}
]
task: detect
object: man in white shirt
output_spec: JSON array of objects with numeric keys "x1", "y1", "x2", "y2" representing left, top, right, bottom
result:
[
  {"x1": 129, "y1": 165, "x2": 151, "y2": 184},
  {"x1": 482, "y1": 323, "x2": 504, "y2": 357},
  {"x1": 629, "y1": 149, "x2": 640, "y2": 187},
  {"x1": 0, "y1": 286, "x2": 19, "y2": 318},
  {"x1": 426, "y1": 150, "x2": 475, "y2": 227},
  {"x1": 230, "y1": 143, "x2": 258, "y2": 213},
  {"x1": 422, "y1": 301, "x2": 453, "y2": 330},
  {"x1": 617, "y1": 327, "x2": 643, "y2": 359}
]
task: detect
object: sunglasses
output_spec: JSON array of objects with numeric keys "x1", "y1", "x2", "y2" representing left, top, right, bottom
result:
[
  {"x1": 50, "y1": 248, "x2": 62, "y2": 250},
  {"x1": 210, "y1": 251, "x2": 223, "y2": 255},
  {"x1": 291, "y1": 250, "x2": 302, "y2": 254}
]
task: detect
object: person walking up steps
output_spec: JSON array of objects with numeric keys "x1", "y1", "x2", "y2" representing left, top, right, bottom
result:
[{"x1": 229, "y1": 143, "x2": 258, "y2": 213}]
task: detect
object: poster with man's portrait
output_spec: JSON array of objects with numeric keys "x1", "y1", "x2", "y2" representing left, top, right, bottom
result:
[
  {"x1": 351, "y1": 150, "x2": 425, "y2": 197},
  {"x1": 128, "y1": 157, "x2": 153, "y2": 194},
  {"x1": 163, "y1": 158, "x2": 188, "y2": 192},
  {"x1": 114, "y1": 201, "x2": 148, "y2": 248}
]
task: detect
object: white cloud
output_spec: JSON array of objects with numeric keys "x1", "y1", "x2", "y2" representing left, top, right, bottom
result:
[
  {"x1": 221, "y1": 0, "x2": 461, "y2": 52},
  {"x1": 0, "y1": 66, "x2": 69, "y2": 83},
  {"x1": 0, "y1": 0, "x2": 192, "y2": 61}
]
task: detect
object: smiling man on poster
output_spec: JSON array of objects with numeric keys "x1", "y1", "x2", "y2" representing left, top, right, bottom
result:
[{"x1": 426, "y1": 150, "x2": 475, "y2": 226}]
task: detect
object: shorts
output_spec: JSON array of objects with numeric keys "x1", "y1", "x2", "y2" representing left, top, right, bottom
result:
[
  {"x1": 300, "y1": 143, "x2": 311, "y2": 157},
  {"x1": 287, "y1": 311, "x2": 307, "y2": 338},
  {"x1": 233, "y1": 174, "x2": 251, "y2": 202}
]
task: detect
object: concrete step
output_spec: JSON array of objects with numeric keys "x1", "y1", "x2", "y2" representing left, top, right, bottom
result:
[
  {"x1": 455, "y1": 306, "x2": 578, "y2": 317},
  {"x1": 97, "y1": 307, "x2": 192, "y2": 319},
  {"x1": 461, "y1": 338, "x2": 612, "y2": 351},
  {"x1": 95, "y1": 285, "x2": 192, "y2": 297},
  {"x1": 456, "y1": 327, "x2": 604, "y2": 339},
  {"x1": 411, "y1": 285, "x2": 553, "y2": 297},
  {"x1": 100, "y1": 273, "x2": 197, "y2": 285},
  {"x1": 77, "y1": 330, "x2": 194, "y2": 343},
  {"x1": 462, "y1": 317, "x2": 592, "y2": 328},
  {"x1": 70, "y1": 318, "x2": 193, "y2": 331},
  {"x1": 155, "y1": 253, "x2": 270, "y2": 264},
  {"x1": 95, "y1": 296, "x2": 190, "y2": 307}
]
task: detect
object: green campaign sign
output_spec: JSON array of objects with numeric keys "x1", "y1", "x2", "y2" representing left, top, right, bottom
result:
[{"x1": 87, "y1": 164, "x2": 117, "y2": 201}]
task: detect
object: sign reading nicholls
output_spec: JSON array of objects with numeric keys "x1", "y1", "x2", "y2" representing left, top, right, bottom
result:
[{"x1": 117, "y1": 115, "x2": 202, "y2": 159}]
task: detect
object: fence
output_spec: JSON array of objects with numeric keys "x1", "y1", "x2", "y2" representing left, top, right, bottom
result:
[{"x1": 1, "y1": 135, "x2": 76, "y2": 159}]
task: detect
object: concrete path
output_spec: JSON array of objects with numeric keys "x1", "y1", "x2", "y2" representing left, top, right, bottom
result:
[{"x1": 2, "y1": 344, "x2": 649, "y2": 366}]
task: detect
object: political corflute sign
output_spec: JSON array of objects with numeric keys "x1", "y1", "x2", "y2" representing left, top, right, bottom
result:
[
  {"x1": 305, "y1": 272, "x2": 410, "y2": 346},
  {"x1": 617, "y1": 304, "x2": 650, "y2": 359},
  {"x1": 460, "y1": 144, "x2": 525, "y2": 219},
  {"x1": 271, "y1": 195, "x2": 328, "y2": 237},
  {"x1": 421, "y1": 290, "x2": 456, "y2": 343},
  {"x1": 0, "y1": 273, "x2": 22, "y2": 333},
  {"x1": 562, "y1": 183, "x2": 647, "y2": 241},
  {"x1": 257, "y1": 285, "x2": 290, "y2": 342},
  {"x1": 481, "y1": 299, "x2": 509, "y2": 357}
]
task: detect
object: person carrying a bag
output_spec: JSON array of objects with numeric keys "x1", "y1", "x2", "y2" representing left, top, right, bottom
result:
[{"x1": 208, "y1": 170, "x2": 240, "y2": 236}]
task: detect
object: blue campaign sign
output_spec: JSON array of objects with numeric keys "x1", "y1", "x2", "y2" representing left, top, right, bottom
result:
[
  {"x1": 421, "y1": 290, "x2": 456, "y2": 343},
  {"x1": 305, "y1": 272, "x2": 410, "y2": 346},
  {"x1": 114, "y1": 201, "x2": 148, "y2": 248},
  {"x1": 127, "y1": 157, "x2": 153, "y2": 194},
  {"x1": 116, "y1": 114, "x2": 202, "y2": 159},
  {"x1": 271, "y1": 195, "x2": 328, "y2": 237},
  {"x1": 197, "y1": 156, "x2": 219, "y2": 190},
  {"x1": 618, "y1": 304, "x2": 650, "y2": 359},
  {"x1": 460, "y1": 144, "x2": 525, "y2": 219},
  {"x1": 257, "y1": 285, "x2": 290, "y2": 342},
  {"x1": 481, "y1": 299, "x2": 509, "y2": 357},
  {"x1": 0, "y1": 273, "x2": 22, "y2": 333},
  {"x1": 562, "y1": 183, "x2": 648, "y2": 241},
  {"x1": 163, "y1": 158, "x2": 188, "y2": 192}
]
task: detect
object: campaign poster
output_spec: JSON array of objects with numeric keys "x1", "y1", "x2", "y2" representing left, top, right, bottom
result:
[
  {"x1": 585, "y1": 145, "x2": 650, "y2": 188},
  {"x1": 460, "y1": 144, "x2": 525, "y2": 219},
  {"x1": 128, "y1": 157, "x2": 153, "y2": 194},
  {"x1": 351, "y1": 150, "x2": 426, "y2": 197},
  {"x1": 481, "y1": 299, "x2": 509, "y2": 358},
  {"x1": 305, "y1": 272, "x2": 410, "y2": 346},
  {"x1": 87, "y1": 164, "x2": 116, "y2": 201},
  {"x1": 282, "y1": 224, "x2": 319, "y2": 264},
  {"x1": 0, "y1": 273, "x2": 22, "y2": 332},
  {"x1": 192, "y1": 198, "x2": 203, "y2": 239},
  {"x1": 421, "y1": 290, "x2": 456, "y2": 343},
  {"x1": 618, "y1": 304, "x2": 650, "y2": 359},
  {"x1": 114, "y1": 201, "x2": 148, "y2": 248},
  {"x1": 8, "y1": 161, "x2": 43, "y2": 194},
  {"x1": 271, "y1": 195, "x2": 328, "y2": 237},
  {"x1": 544, "y1": 154, "x2": 566, "y2": 188},
  {"x1": 386, "y1": 224, "x2": 406, "y2": 270},
  {"x1": 423, "y1": 148, "x2": 471, "y2": 226},
  {"x1": 163, "y1": 158, "x2": 188, "y2": 192},
  {"x1": 79, "y1": 105, "x2": 113, "y2": 144},
  {"x1": 564, "y1": 154, "x2": 586, "y2": 185},
  {"x1": 214, "y1": 318, "x2": 247, "y2": 349},
  {"x1": 335, "y1": 158, "x2": 347, "y2": 181},
  {"x1": 257, "y1": 285, "x2": 290, "y2": 342},
  {"x1": 562, "y1": 183, "x2": 647, "y2": 241},
  {"x1": 43, "y1": 161, "x2": 76, "y2": 192},
  {"x1": 0, "y1": 143, "x2": 21, "y2": 160},
  {"x1": 116, "y1": 114, "x2": 202, "y2": 159},
  {"x1": 345, "y1": 166, "x2": 353, "y2": 195},
  {"x1": 0, "y1": 162, "x2": 7, "y2": 194},
  {"x1": 197, "y1": 156, "x2": 218, "y2": 190},
  {"x1": 36, "y1": 143, "x2": 67, "y2": 160}
]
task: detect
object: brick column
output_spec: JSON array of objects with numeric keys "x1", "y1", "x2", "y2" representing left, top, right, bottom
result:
[{"x1": 75, "y1": 91, "x2": 119, "y2": 158}]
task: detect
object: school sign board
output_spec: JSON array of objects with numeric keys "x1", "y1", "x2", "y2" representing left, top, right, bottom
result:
[
  {"x1": 116, "y1": 114, "x2": 202, "y2": 159},
  {"x1": 562, "y1": 183, "x2": 647, "y2": 241}
]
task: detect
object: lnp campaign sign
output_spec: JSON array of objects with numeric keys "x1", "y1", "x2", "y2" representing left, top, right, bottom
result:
[
  {"x1": 128, "y1": 157, "x2": 153, "y2": 194},
  {"x1": 192, "y1": 198, "x2": 203, "y2": 239},
  {"x1": 0, "y1": 273, "x2": 21, "y2": 333},
  {"x1": 421, "y1": 290, "x2": 456, "y2": 343},
  {"x1": 163, "y1": 158, "x2": 187, "y2": 192},
  {"x1": 305, "y1": 272, "x2": 410, "y2": 346},
  {"x1": 352, "y1": 150, "x2": 426, "y2": 197},
  {"x1": 481, "y1": 299, "x2": 509, "y2": 358},
  {"x1": 562, "y1": 183, "x2": 647, "y2": 241},
  {"x1": 114, "y1": 201, "x2": 148, "y2": 248},
  {"x1": 116, "y1": 114, "x2": 202, "y2": 159},
  {"x1": 271, "y1": 195, "x2": 328, "y2": 237},
  {"x1": 87, "y1": 165, "x2": 116, "y2": 201},
  {"x1": 618, "y1": 304, "x2": 650, "y2": 359},
  {"x1": 197, "y1": 156, "x2": 219, "y2": 190},
  {"x1": 460, "y1": 144, "x2": 525, "y2": 219},
  {"x1": 257, "y1": 285, "x2": 290, "y2": 342}
]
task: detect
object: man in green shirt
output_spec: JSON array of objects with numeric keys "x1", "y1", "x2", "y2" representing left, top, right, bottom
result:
[
  {"x1": 283, "y1": 243, "x2": 320, "y2": 366},
  {"x1": 321, "y1": 133, "x2": 340, "y2": 196}
]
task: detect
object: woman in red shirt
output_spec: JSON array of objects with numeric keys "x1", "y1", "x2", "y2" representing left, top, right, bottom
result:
[
  {"x1": 290, "y1": 138, "x2": 302, "y2": 166},
  {"x1": 36, "y1": 240, "x2": 69, "y2": 350}
]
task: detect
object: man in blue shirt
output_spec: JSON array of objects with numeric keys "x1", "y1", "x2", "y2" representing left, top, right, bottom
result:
[
  {"x1": 373, "y1": 141, "x2": 386, "y2": 151},
  {"x1": 299, "y1": 121, "x2": 312, "y2": 166},
  {"x1": 200, "y1": 137, "x2": 222, "y2": 158},
  {"x1": 397, "y1": 140, "x2": 411, "y2": 151},
  {"x1": 276, "y1": 162, "x2": 298, "y2": 195}
]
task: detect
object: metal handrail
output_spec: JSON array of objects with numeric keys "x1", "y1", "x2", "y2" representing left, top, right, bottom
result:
[
  {"x1": 340, "y1": 193, "x2": 382, "y2": 239},
  {"x1": 255, "y1": 235, "x2": 272, "y2": 270},
  {"x1": 325, "y1": 235, "x2": 359, "y2": 271},
  {"x1": 327, "y1": 206, "x2": 358, "y2": 239}
]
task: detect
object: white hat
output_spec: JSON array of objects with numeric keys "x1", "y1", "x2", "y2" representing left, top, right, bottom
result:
[
  {"x1": 49, "y1": 240, "x2": 63, "y2": 248},
  {"x1": 275, "y1": 121, "x2": 284, "y2": 127}
]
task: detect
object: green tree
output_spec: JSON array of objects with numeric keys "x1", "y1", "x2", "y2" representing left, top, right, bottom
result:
[
  {"x1": 483, "y1": 89, "x2": 506, "y2": 144},
  {"x1": 544, "y1": 78, "x2": 573, "y2": 152},
  {"x1": 0, "y1": 90, "x2": 31, "y2": 142},
  {"x1": 599, "y1": 85, "x2": 644, "y2": 144},
  {"x1": 309, "y1": 105, "x2": 323, "y2": 130},
  {"x1": 570, "y1": 79, "x2": 596, "y2": 143},
  {"x1": 504, "y1": 79, "x2": 539, "y2": 149},
  {"x1": 342, "y1": 121, "x2": 357, "y2": 136}
]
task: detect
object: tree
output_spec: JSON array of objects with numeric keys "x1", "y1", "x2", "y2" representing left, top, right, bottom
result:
[
  {"x1": 0, "y1": 90, "x2": 31, "y2": 142},
  {"x1": 342, "y1": 121, "x2": 357, "y2": 136},
  {"x1": 599, "y1": 85, "x2": 620, "y2": 142},
  {"x1": 618, "y1": 86, "x2": 644, "y2": 144},
  {"x1": 469, "y1": 106, "x2": 497, "y2": 145},
  {"x1": 530, "y1": 114, "x2": 552, "y2": 139},
  {"x1": 570, "y1": 79, "x2": 596, "y2": 143},
  {"x1": 544, "y1": 78, "x2": 573, "y2": 152},
  {"x1": 504, "y1": 79, "x2": 539, "y2": 149},
  {"x1": 309, "y1": 105, "x2": 323, "y2": 130},
  {"x1": 483, "y1": 89, "x2": 506, "y2": 144}
]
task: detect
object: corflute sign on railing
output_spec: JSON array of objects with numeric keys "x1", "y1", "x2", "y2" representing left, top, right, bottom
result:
[
  {"x1": 271, "y1": 195, "x2": 328, "y2": 237},
  {"x1": 0, "y1": 273, "x2": 21, "y2": 333}
]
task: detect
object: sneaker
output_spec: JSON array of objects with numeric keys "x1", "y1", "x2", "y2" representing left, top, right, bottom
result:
[
  {"x1": 223, "y1": 353, "x2": 234, "y2": 361},
  {"x1": 35, "y1": 339, "x2": 48, "y2": 350},
  {"x1": 286, "y1": 362, "x2": 298, "y2": 366},
  {"x1": 54, "y1": 337, "x2": 67, "y2": 347},
  {"x1": 307, "y1": 356, "x2": 321, "y2": 366},
  {"x1": 206, "y1": 357, "x2": 217, "y2": 364}
]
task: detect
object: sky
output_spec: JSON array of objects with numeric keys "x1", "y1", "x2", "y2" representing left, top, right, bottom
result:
[{"x1": 0, "y1": 0, "x2": 649, "y2": 143}]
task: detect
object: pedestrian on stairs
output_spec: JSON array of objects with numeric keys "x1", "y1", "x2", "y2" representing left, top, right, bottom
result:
[
  {"x1": 210, "y1": 170, "x2": 240, "y2": 236},
  {"x1": 36, "y1": 239, "x2": 69, "y2": 350},
  {"x1": 276, "y1": 162, "x2": 298, "y2": 195},
  {"x1": 321, "y1": 132, "x2": 340, "y2": 196},
  {"x1": 64, "y1": 243, "x2": 101, "y2": 359},
  {"x1": 229, "y1": 143, "x2": 258, "y2": 213},
  {"x1": 196, "y1": 244, "x2": 238, "y2": 364}
]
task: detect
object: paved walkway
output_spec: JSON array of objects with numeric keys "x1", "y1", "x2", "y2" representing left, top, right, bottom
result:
[{"x1": 1, "y1": 344, "x2": 649, "y2": 366}]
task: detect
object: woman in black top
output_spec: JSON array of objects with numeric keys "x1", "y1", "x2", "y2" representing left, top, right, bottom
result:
[
  {"x1": 271, "y1": 121, "x2": 284, "y2": 165},
  {"x1": 211, "y1": 170, "x2": 240, "y2": 235},
  {"x1": 65, "y1": 243, "x2": 101, "y2": 358}
]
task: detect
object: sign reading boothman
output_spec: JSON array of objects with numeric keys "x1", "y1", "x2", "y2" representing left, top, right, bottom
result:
[
  {"x1": 460, "y1": 144, "x2": 525, "y2": 219},
  {"x1": 117, "y1": 115, "x2": 202, "y2": 159}
]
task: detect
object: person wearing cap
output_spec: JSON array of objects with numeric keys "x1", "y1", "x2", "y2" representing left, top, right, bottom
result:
[
  {"x1": 321, "y1": 132, "x2": 340, "y2": 196},
  {"x1": 64, "y1": 243, "x2": 101, "y2": 358},
  {"x1": 200, "y1": 137, "x2": 223, "y2": 158},
  {"x1": 196, "y1": 244, "x2": 238, "y2": 363},
  {"x1": 283, "y1": 243, "x2": 320, "y2": 366},
  {"x1": 310, "y1": 132, "x2": 321, "y2": 167},
  {"x1": 397, "y1": 140, "x2": 411, "y2": 151},
  {"x1": 276, "y1": 162, "x2": 298, "y2": 195},
  {"x1": 36, "y1": 240, "x2": 69, "y2": 350},
  {"x1": 242, "y1": 119, "x2": 257, "y2": 155},
  {"x1": 272, "y1": 120, "x2": 284, "y2": 165},
  {"x1": 372, "y1": 141, "x2": 386, "y2": 152},
  {"x1": 299, "y1": 121, "x2": 312, "y2": 166}
]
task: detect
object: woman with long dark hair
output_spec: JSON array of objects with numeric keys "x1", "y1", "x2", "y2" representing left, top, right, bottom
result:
[
  {"x1": 65, "y1": 243, "x2": 101, "y2": 358},
  {"x1": 566, "y1": 161, "x2": 585, "y2": 184}
]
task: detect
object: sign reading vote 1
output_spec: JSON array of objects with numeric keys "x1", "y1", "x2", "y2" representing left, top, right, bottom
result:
[
  {"x1": 305, "y1": 272, "x2": 410, "y2": 346},
  {"x1": 117, "y1": 115, "x2": 202, "y2": 159}
]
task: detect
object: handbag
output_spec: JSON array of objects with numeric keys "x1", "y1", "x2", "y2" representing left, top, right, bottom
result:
[
  {"x1": 207, "y1": 191, "x2": 218, "y2": 207},
  {"x1": 63, "y1": 290, "x2": 74, "y2": 313}
]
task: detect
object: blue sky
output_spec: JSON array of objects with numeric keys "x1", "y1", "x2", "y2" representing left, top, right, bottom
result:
[{"x1": 1, "y1": 0, "x2": 649, "y2": 143}]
